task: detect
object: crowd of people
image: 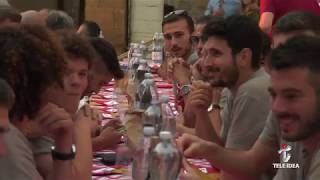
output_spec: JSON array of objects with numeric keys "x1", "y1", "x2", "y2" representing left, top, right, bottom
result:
[
  {"x1": 0, "y1": 5, "x2": 124, "y2": 180},
  {"x1": 0, "y1": 1, "x2": 319, "y2": 180},
  {"x1": 160, "y1": 2, "x2": 320, "y2": 180}
]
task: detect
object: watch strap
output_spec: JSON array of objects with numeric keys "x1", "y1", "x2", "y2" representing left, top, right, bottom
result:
[
  {"x1": 51, "y1": 145, "x2": 76, "y2": 160},
  {"x1": 208, "y1": 103, "x2": 222, "y2": 112}
]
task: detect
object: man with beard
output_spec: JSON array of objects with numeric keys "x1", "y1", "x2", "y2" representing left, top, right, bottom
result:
[
  {"x1": 159, "y1": 10, "x2": 198, "y2": 80},
  {"x1": 162, "y1": 10, "x2": 197, "y2": 63},
  {"x1": 183, "y1": 15, "x2": 271, "y2": 180},
  {"x1": 179, "y1": 35, "x2": 320, "y2": 180}
]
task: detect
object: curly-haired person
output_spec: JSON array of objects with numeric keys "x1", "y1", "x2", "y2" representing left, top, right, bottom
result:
[
  {"x1": 30, "y1": 31, "x2": 97, "y2": 180},
  {"x1": 0, "y1": 25, "x2": 75, "y2": 180}
]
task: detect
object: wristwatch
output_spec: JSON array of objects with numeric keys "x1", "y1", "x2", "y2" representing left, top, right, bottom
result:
[
  {"x1": 208, "y1": 103, "x2": 222, "y2": 112},
  {"x1": 51, "y1": 145, "x2": 76, "y2": 160},
  {"x1": 180, "y1": 84, "x2": 191, "y2": 97}
]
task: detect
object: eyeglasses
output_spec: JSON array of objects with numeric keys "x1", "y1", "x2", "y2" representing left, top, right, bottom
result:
[
  {"x1": 191, "y1": 36, "x2": 201, "y2": 44},
  {"x1": 164, "y1": 10, "x2": 188, "y2": 19}
]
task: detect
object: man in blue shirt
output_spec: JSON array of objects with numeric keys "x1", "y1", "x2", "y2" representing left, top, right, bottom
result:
[{"x1": 205, "y1": 0, "x2": 242, "y2": 17}]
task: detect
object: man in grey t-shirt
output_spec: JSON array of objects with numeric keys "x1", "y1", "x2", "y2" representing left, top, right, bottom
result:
[
  {"x1": 186, "y1": 15, "x2": 271, "y2": 180},
  {"x1": 0, "y1": 124, "x2": 43, "y2": 180},
  {"x1": 259, "y1": 113, "x2": 320, "y2": 180},
  {"x1": 179, "y1": 36, "x2": 320, "y2": 180}
]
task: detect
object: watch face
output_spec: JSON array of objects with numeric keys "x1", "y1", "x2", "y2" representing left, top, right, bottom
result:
[{"x1": 181, "y1": 85, "x2": 190, "y2": 96}]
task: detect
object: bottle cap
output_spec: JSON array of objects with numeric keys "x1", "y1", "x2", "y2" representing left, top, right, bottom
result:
[
  {"x1": 153, "y1": 32, "x2": 159, "y2": 39},
  {"x1": 140, "y1": 59, "x2": 147, "y2": 64},
  {"x1": 159, "y1": 131, "x2": 172, "y2": 140},
  {"x1": 144, "y1": 126, "x2": 155, "y2": 136},
  {"x1": 144, "y1": 73, "x2": 152, "y2": 79}
]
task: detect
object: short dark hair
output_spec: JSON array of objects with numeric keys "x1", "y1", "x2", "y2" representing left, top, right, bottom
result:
[
  {"x1": 0, "y1": 79, "x2": 15, "y2": 109},
  {"x1": 162, "y1": 10, "x2": 194, "y2": 33},
  {"x1": 269, "y1": 36, "x2": 320, "y2": 74},
  {"x1": 59, "y1": 31, "x2": 94, "y2": 68},
  {"x1": 89, "y1": 38, "x2": 124, "y2": 80},
  {"x1": 195, "y1": 15, "x2": 215, "y2": 25},
  {"x1": 82, "y1": 21, "x2": 101, "y2": 38},
  {"x1": 202, "y1": 15, "x2": 262, "y2": 69},
  {"x1": 0, "y1": 25, "x2": 66, "y2": 120},
  {"x1": 0, "y1": 6, "x2": 21, "y2": 23},
  {"x1": 164, "y1": 3, "x2": 175, "y2": 17},
  {"x1": 46, "y1": 10, "x2": 74, "y2": 31},
  {"x1": 273, "y1": 11, "x2": 320, "y2": 35},
  {"x1": 261, "y1": 31, "x2": 271, "y2": 60}
]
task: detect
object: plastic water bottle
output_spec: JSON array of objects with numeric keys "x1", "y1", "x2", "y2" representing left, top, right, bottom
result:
[
  {"x1": 149, "y1": 131, "x2": 181, "y2": 180},
  {"x1": 136, "y1": 60, "x2": 150, "y2": 84},
  {"x1": 144, "y1": 81, "x2": 162, "y2": 134},
  {"x1": 151, "y1": 32, "x2": 163, "y2": 66},
  {"x1": 139, "y1": 41, "x2": 148, "y2": 59},
  {"x1": 160, "y1": 95, "x2": 176, "y2": 136},
  {"x1": 128, "y1": 50, "x2": 142, "y2": 82},
  {"x1": 136, "y1": 79, "x2": 154, "y2": 110},
  {"x1": 132, "y1": 126, "x2": 155, "y2": 180},
  {"x1": 132, "y1": 54, "x2": 143, "y2": 75}
]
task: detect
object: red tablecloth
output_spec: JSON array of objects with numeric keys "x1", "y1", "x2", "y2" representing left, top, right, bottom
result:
[{"x1": 90, "y1": 74, "x2": 218, "y2": 179}]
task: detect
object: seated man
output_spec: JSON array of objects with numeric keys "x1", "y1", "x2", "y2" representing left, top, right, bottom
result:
[
  {"x1": 30, "y1": 31, "x2": 95, "y2": 180},
  {"x1": 87, "y1": 37, "x2": 125, "y2": 151},
  {"x1": 0, "y1": 25, "x2": 74, "y2": 180},
  {"x1": 170, "y1": 15, "x2": 223, "y2": 133},
  {"x1": 159, "y1": 10, "x2": 198, "y2": 80},
  {"x1": 271, "y1": 11, "x2": 320, "y2": 49},
  {"x1": 0, "y1": 79, "x2": 14, "y2": 157},
  {"x1": 180, "y1": 35, "x2": 320, "y2": 180},
  {"x1": 186, "y1": 15, "x2": 271, "y2": 180},
  {"x1": 170, "y1": 15, "x2": 215, "y2": 85},
  {"x1": 32, "y1": 32, "x2": 123, "y2": 179},
  {"x1": 87, "y1": 37, "x2": 124, "y2": 95}
]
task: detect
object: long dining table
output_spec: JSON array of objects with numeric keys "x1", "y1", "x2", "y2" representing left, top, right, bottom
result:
[{"x1": 89, "y1": 66, "x2": 220, "y2": 179}]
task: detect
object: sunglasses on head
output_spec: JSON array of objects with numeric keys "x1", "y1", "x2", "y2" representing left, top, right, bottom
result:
[{"x1": 164, "y1": 10, "x2": 188, "y2": 19}]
